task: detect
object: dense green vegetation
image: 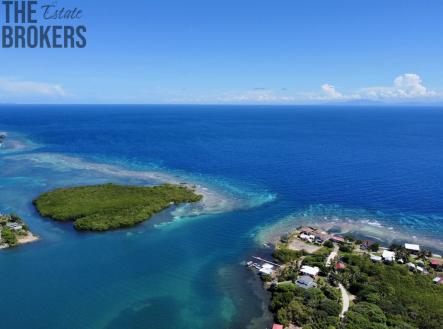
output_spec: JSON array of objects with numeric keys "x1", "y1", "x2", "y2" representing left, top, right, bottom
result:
[
  {"x1": 0, "y1": 213, "x2": 29, "y2": 247},
  {"x1": 268, "y1": 230, "x2": 443, "y2": 329},
  {"x1": 303, "y1": 247, "x2": 331, "y2": 273},
  {"x1": 272, "y1": 248, "x2": 306, "y2": 263},
  {"x1": 33, "y1": 183, "x2": 203, "y2": 231},
  {"x1": 1, "y1": 227, "x2": 17, "y2": 246},
  {"x1": 270, "y1": 282, "x2": 342, "y2": 328},
  {"x1": 369, "y1": 243, "x2": 380, "y2": 252},
  {"x1": 339, "y1": 254, "x2": 443, "y2": 329}
]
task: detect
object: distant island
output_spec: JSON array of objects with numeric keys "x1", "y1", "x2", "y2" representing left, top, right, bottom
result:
[
  {"x1": 248, "y1": 226, "x2": 443, "y2": 329},
  {"x1": 0, "y1": 213, "x2": 38, "y2": 249},
  {"x1": 33, "y1": 183, "x2": 203, "y2": 231},
  {"x1": 0, "y1": 132, "x2": 6, "y2": 146}
]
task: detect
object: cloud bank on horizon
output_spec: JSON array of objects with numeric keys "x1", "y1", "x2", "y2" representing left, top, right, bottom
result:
[
  {"x1": 320, "y1": 73, "x2": 438, "y2": 102},
  {"x1": 216, "y1": 73, "x2": 442, "y2": 105},
  {"x1": 0, "y1": 77, "x2": 67, "y2": 101},
  {"x1": 0, "y1": 73, "x2": 441, "y2": 105}
]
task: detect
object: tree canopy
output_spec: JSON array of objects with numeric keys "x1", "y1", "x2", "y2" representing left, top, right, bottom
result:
[{"x1": 34, "y1": 183, "x2": 203, "y2": 231}]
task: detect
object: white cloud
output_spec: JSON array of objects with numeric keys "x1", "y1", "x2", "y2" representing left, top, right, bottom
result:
[
  {"x1": 0, "y1": 78, "x2": 67, "y2": 97},
  {"x1": 394, "y1": 73, "x2": 430, "y2": 96},
  {"x1": 358, "y1": 73, "x2": 437, "y2": 100},
  {"x1": 319, "y1": 73, "x2": 440, "y2": 102},
  {"x1": 321, "y1": 84, "x2": 344, "y2": 99},
  {"x1": 215, "y1": 89, "x2": 296, "y2": 103},
  {"x1": 167, "y1": 74, "x2": 441, "y2": 105}
]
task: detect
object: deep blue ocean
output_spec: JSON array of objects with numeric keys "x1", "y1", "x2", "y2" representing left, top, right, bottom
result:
[{"x1": 1, "y1": 105, "x2": 443, "y2": 329}]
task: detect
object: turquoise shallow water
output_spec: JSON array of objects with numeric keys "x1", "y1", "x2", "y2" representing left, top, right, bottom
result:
[{"x1": 1, "y1": 105, "x2": 443, "y2": 328}]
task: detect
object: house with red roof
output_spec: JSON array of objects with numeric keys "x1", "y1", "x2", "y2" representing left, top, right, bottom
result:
[
  {"x1": 299, "y1": 226, "x2": 315, "y2": 235},
  {"x1": 330, "y1": 236, "x2": 345, "y2": 244},
  {"x1": 272, "y1": 324, "x2": 284, "y2": 329},
  {"x1": 430, "y1": 259, "x2": 442, "y2": 268},
  {"x1": 335, "y1": 261, "x2": 346, "y2": 271}
]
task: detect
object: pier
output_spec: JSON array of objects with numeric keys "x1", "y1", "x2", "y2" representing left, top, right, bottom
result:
[{"x1": 251, "y1": 256, "x2": 282, "y2": 268}]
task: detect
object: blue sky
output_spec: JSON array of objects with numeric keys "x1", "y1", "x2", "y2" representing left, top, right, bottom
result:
[{"x1": 0, "y1": 0, "x2": 442, "y2": 104}]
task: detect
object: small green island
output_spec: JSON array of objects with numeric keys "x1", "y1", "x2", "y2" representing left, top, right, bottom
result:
[{"x1": 33, "y1": 183, "x2": 203, "y2": 231}]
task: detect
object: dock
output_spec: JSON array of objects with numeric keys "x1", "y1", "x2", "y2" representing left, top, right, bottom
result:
[{"x1": 252, "y1": 256, "x2": 282, "y2": 268}]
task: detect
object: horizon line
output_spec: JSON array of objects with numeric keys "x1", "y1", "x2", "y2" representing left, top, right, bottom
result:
[{"x1": 1, "y1": 103, "x2": 443, "y2": 107}]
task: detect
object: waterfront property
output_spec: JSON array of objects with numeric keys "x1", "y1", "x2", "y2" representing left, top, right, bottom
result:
[
  {"x1": 246, "y1": 257, "x2": 278, "y2": 278},
  {"x1": 0, "y1": 213, "x2": 36, "y2": 248},
  {"x1": 298, "y1": 226, "x2": 330, "y2": 245},
  {"x1": 259, "y1": 263, "x2": 274, "y2": 275},
  {"x1": 405, "y1": 243, "x2": 421, "y2": 253},
  {"x1": 272, "y1": 324, "x2": 283, "y2": 329},
  {"x1": 6, "y1": 222, "x2": 23, "y2": 231},
  {"x1": 299, "y1": 227, "x2": 315, "y2": 235}
]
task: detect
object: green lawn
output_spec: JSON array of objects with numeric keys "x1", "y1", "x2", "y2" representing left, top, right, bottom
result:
[{"x1": 33, "y1": 183, "x2": 203, "y2": 231}]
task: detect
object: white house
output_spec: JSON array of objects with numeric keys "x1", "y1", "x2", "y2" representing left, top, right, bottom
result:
[
  {"x1": 300, "y1": 265, "x2": 320, "y2": 277},
  {"x1": 382, "y1": 250, "x2": 395, "y2": 262},
  {"x1": 370, "y1": 255, "x2": 382, "y2": 262},
  {"x1": 6, "y1": 222, "x2": 23, "y2": 231},
  {"x1": 405, "y1": 243, "x2": 420, "y2": 253},
  {"x1": 299, "y1": 233, "x2": 315, "y2": 242},
  {"x1": 259, "y1": 263, "x2": 274, "y2": 275}
]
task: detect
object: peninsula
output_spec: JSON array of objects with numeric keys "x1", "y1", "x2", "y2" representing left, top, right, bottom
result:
[
  {"x1": 248, "y1": 226, "x2": 443, "y2": 329},
  {"x1": 33, "y1": 183, "x2": 203, "y2": 231},
  {"x1": 0, "y1": 213, "x2": 38, "y2": 248}
]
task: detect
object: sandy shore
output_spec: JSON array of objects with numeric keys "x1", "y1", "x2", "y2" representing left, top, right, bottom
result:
[
  {"x1": 0, "y1": 232, "x2": 39, "y2": 250},
  {"x1": 17, "y1": 232, "x2": 40, "y2": 245}
]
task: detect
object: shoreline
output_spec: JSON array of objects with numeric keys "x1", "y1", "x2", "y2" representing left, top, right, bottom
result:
[
  {"x1": 1, "y1": 132, "x2": 276, "y2": 226},
  {"x1": 249, "y1": 226, "x2": 443, "y2": 329},
  {"x1": 17, "y1": 232, "x2": 40, "y2": 245},
  {"x1": 0, "y1": 232, "x2": 39, "y2": 250},
  {"x1": 255, "y1": 205, "x2": 443, "y2": 253},
  {"x1": 5, "y1": 151, "x2": 275, "y2": 220}
]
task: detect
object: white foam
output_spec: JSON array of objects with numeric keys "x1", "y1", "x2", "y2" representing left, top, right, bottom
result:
[{"x1": 0, "y1": 133, "x2": 40, "y2": 154}]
